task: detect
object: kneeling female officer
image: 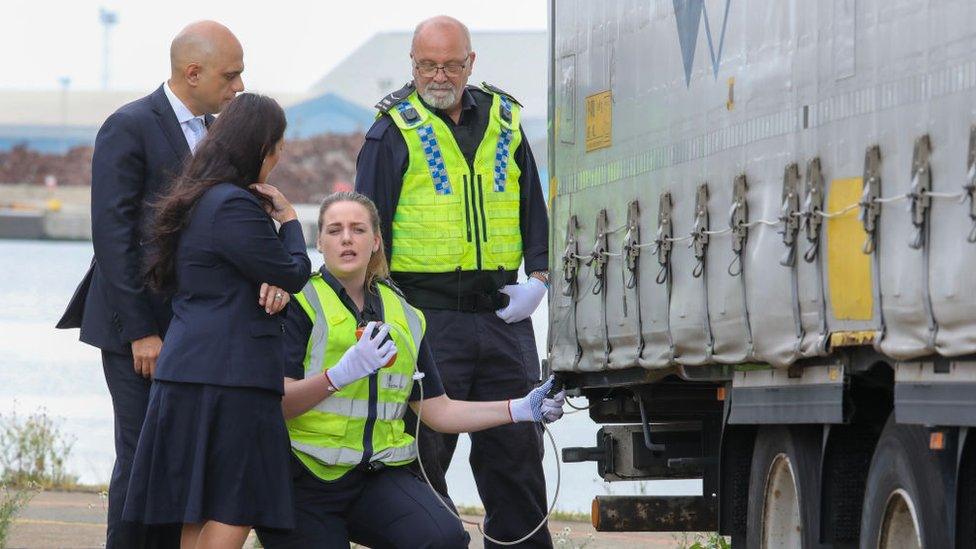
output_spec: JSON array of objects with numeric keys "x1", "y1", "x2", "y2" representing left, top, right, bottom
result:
[{"x1": 256, "y1": 191, "x2": 564, "y2": 548}]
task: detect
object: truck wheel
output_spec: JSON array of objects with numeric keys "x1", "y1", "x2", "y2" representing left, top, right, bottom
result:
[
  {"x1": 957, "y1": 433, "x2": 976, "y2": 547},
  {"x1": 859, "y1": 418, "x2": 949, "y2": 549},
  {"x1": 820, "y1": 423, "x2": 879, "y2": 544},
  {"x1": 746, "y1": 426, "x2": 822, "y2": 548}
]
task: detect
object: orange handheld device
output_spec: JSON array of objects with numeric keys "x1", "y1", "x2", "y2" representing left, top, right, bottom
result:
[{"x1": 356, "y1": 322, "x2": 397, "y2": 368}]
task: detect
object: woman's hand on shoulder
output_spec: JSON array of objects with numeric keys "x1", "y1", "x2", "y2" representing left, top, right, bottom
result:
[{"x1": 249, "y1": 183, "x2": 297, "y2": 224}]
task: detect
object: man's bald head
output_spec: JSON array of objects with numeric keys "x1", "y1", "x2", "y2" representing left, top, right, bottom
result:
[
  {"x1": 168, "y1": 20, "x2": 244, "y2": 116},
  {"x1": 411, "y1": 16, "x2": 471, "y2": 55},
  {"x1": 410, "y1": 16, "x2": 474, "y2": 113},
  {"x1": 170, "y1": 20, "x2": 241, "y2": 75}
]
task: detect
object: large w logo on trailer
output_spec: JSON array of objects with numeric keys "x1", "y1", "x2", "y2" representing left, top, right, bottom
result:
[{"x1": 674, "y1": 0, "x2": 732, "y2": 87}]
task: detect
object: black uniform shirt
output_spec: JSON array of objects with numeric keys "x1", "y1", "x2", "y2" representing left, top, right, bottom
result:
[
  {"x1": 282, "y1": 267, "x2": 445, "y2": 401},
  {"x1": 355, "y1": 85, "x2": 549, "y2": 309}
]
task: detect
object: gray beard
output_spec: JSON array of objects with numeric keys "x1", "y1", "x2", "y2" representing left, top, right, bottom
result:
[{"x1": 419, "y1": 86, "x2": 458, "y2": 110}]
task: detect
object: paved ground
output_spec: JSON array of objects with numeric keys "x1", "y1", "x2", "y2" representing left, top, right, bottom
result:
[{"x1": 6, "y1": 491, "x2": 692, "y2": 548}]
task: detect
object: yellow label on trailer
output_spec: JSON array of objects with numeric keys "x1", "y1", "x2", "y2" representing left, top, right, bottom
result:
[
  {"x1": 829, "y1": 331, "x2": 878, "y2": 347},
  {"x1": 585, "y1": 91, "x2": 612, "y2": 152},
  {"x1": 826, "y1": 178, "x2": 873, "y2": 320}
]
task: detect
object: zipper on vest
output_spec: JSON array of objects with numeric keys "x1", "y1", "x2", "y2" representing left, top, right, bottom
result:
[
  {"x1": 476, "y1": 174, "x2": 488, "y2": 243},
  {"x1": 462, "y1": 174, "x2": 473, "y2": 242},
  {"x1": 466, "y1": 169, "x2": 483, "y2": 269},
  {"x1": 359, "y1": 372, "x2": 379, "y2": 468}
]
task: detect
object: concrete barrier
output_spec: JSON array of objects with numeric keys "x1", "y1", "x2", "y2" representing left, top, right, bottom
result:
[
  {"x1": 44, "y1": 210, "x2": 92, "y2": 240},
  {"x1": 0, "y1": 209, "x2": 45, "y2": 239}
]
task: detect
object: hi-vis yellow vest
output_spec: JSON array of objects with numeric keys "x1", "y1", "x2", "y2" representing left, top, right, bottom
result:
[
  {"x1": 385, "y1": 85, "x2": 523, "y2": 273},
  {"x1": 287, "y1": 274, "x2": 425, "y2": 481}
]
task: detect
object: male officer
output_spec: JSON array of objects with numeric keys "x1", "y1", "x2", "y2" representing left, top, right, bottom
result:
[
  {"x1": 57, "y1": 21, "x2": 288, "y2": 548},
  {"x1": 356, "y1": 15, "x2": 551, "y2": 548}
]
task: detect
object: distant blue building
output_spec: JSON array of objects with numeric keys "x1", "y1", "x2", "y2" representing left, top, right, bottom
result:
[
  {"x1": 0, "y1": 125, "x2": 98, "y2": 154},
  {"x1": 0, "y1": 90, "x2": 144, "y2": 153},
  {"x1": 0, "y1": 89, "x2": 377, "y2": 153},
  {"x1": 283, "y1": 88, "x2": 548, "y2": 146},
  {"x1": 283, "y1": 93, "x2": 376, "y2": 138}
]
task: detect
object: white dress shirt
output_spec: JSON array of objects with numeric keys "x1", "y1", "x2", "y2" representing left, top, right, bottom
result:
[{"x1": 163, "y1": 81, "x2": 207, "y2": 153}]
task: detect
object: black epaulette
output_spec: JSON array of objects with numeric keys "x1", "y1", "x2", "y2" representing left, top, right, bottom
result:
[
  {"x1": 481, "y1": 82, "x2": 522, "y2": 107},
  {"x1": 374, "y1": 82, "x2": 416, "y2": 113}
]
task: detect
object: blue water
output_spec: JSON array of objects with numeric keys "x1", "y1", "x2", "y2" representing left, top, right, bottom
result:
[{"x1": 0, "y1": 240, "x2": 698, "y2": 512}]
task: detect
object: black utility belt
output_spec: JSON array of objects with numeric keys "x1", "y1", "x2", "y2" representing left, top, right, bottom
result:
[
  {"x1": 405, "y1": 289, "x2": 510, "y2": 313},
  {"x1": 356, "y1": 461, "x2": 387, "y2": 473}
]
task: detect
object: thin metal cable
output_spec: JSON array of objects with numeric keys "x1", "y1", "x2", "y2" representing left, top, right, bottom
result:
[{"x1": 413, "y1": 374, "x2": 562, "y2": 546}]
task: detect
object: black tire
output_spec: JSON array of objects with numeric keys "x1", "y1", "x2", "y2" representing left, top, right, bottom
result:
[
  {"x1": 720, "y1": 426, "x2": 755, "y2": 544},
  {"x1": 859, "y1": 418, "x2": 950, "y2": 549},
  {"x1": 746, "y1": 425, "x2": 823, "y2": 548},
  {"x1": 820, "y1": 423, "x2": 879, "y2": 546},
  {"x1": 957, "y1": 431, "x2": 976, "y2": 548}
]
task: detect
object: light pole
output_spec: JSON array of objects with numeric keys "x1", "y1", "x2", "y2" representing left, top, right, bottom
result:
[
  {"x1": 99, "y1": 8, "x2": 118, "y2": 90},
  {"x1": 59, "y1": 76, "x2": 71, "y2": 153}
]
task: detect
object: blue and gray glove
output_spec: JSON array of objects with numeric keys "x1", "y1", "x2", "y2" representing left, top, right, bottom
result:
[{"x1": 509, "y1": 376, "x2": 566, "y2": 423}]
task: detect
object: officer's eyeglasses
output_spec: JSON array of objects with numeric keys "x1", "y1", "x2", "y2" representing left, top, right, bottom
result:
[{"x1": 414, "y1": 61, "x2": 468, "y2": 78}]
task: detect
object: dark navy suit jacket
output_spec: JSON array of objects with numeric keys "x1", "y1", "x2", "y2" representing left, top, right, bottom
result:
[
  {"x1": 57, "y1": 85, "x2": 212, "y2": 354},
  {"x1": 152, "y1": 183, "x2": 311, "y2": 394}
]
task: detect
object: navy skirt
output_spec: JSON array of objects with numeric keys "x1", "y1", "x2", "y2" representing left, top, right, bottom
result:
[{"x1": 122, "y1": 380, "x2": 295, "y2": 530}]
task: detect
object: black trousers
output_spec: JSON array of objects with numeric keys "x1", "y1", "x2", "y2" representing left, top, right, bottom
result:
[
  {"x1": 101, "y1": 351, "x2": 180, "y2": 549},
  {"x1": 406, "y1": 310, "x2": 553, "y2": 549},
  {"x1": 257, "y1": 458, "x2": 469, "y2": 548}
]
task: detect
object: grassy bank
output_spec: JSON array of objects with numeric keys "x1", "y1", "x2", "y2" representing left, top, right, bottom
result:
[
  {"x1": 456, "y1": 504, "x2": 590, "y2": 523},
  {"x1": 0, "y1": 407, "x2": 85, "y2": 546}
]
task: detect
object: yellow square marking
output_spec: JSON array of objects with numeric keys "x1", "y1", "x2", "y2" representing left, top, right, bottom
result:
[
  {"x1": 826, "y1": 178, "x2": 873, "y2": 320},
  {"x1": 585, "y1": 90, "x2": 612, "y2": 152}
]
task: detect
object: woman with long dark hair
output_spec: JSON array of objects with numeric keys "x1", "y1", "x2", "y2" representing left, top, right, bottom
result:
[{"x1": 123, "y1": 93, "x2": 311, "y2": 548}]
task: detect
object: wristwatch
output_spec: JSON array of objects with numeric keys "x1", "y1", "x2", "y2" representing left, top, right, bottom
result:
[{"x1": 530, "y1": 270, "x2": 550, "y2": 288}]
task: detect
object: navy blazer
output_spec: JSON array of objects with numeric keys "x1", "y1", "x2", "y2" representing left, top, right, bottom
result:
[
  {"x1": 56, "y1": 85, "x2": 213, "y2": 354},
  {"x1": 153, "y1": 183, "x2": 311, "y2": 394}
]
